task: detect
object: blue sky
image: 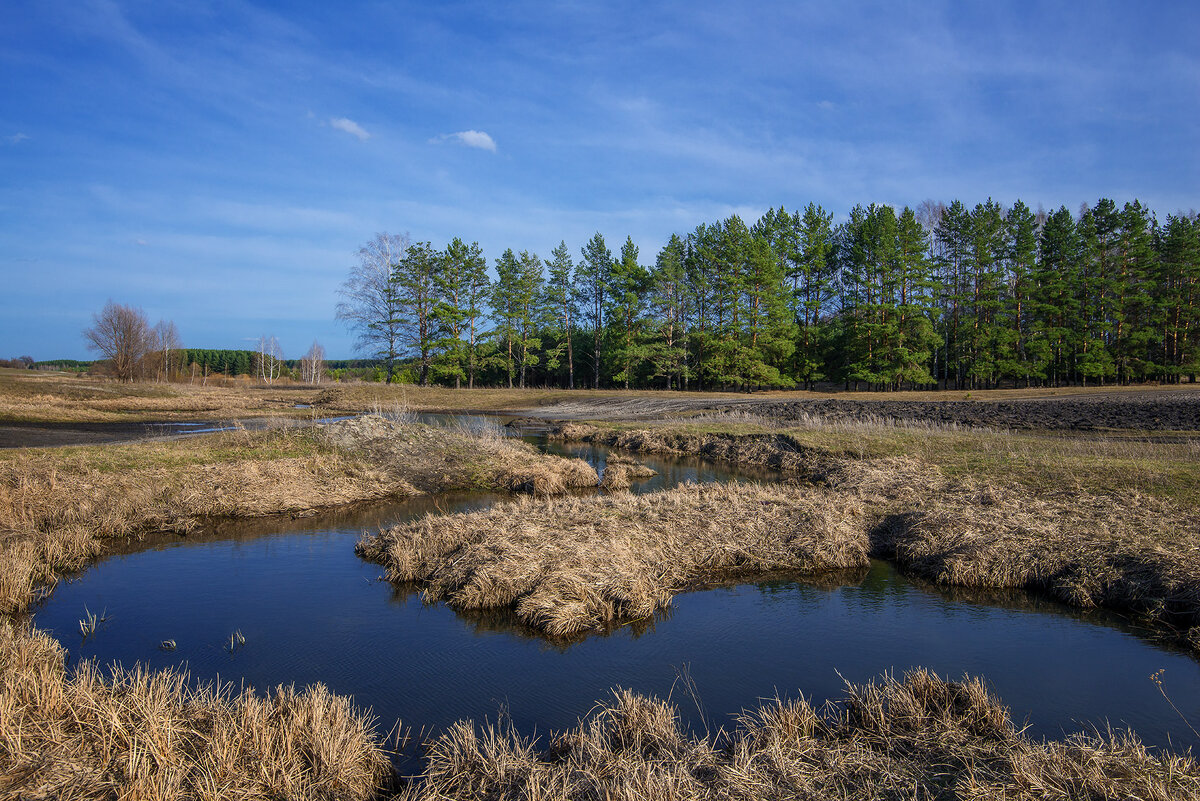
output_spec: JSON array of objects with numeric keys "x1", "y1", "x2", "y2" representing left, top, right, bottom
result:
[{"x1": 2, "y1": 1, "x2": 1198, "y2": 359}]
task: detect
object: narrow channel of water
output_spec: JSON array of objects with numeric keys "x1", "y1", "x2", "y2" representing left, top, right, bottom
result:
[{"x1": 30, "y1": 418, "x2": 1200, "y2": 763}]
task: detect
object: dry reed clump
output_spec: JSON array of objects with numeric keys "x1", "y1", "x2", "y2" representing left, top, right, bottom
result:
[
  {"x1": 323, "y1": 415, "x2": 597, "y2": 496},
  {"x1": 0, "y1": 620, "x2": 391, "y2": 800},
  {"x1": 877, "y1": 480, "x2": 1200, "y2": 640},
  {"x1": 404, "y1": 669, "x2": 1200, "y2": 800},
  {"x1": 358, "y1": 482, "x2": 868, "y2": 637},
  {"x1": 600, "y1": 454, "x2": 657, "y2": 490}
]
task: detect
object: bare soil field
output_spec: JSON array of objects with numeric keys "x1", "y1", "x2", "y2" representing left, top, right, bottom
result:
[
  {"x1": 6, "y1": 369, "x2": 1198, "y2": 438},
  {"x1": 525, "y1": 386, "x2": 1200, "y2": 431}
]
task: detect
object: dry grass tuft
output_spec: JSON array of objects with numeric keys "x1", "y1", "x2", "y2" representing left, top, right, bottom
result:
[
  {"x1": 0, "y1": 620, "x2": 390, "y2": 800},
  {"x1": 358, "y1": 482, "x2": 868, "y2": 637},
  {"x1": 404, "y1": 669, "x2": 1200, "y2": 800},
  {"x1": 600, "y1": 454, "x2": 657, "y2": 490},
  {"x1": 323, "y1": 415, "x2": 597, "y2": 496},
  {"x1": 877, "y1": 481, "x2": 1200, "y2": 639}
]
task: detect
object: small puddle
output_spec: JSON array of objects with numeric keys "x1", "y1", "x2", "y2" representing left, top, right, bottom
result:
[{"x1": 28, "y1": 416, "x2": 1200, "y2": 765}]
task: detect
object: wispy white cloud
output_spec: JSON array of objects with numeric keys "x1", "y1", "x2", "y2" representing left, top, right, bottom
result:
[
  {"x1": 5, "y1": 133, "x2": 29, "y2": 144},
  {"x1": 433, "y1": 130, "x2": 497, "y2": 152},
  {"x1": 330, "y1": 117, "x2": 370, "y2": 140}
]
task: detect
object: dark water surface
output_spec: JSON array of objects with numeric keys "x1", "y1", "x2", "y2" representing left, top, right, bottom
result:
[{"x1": 31, "y1": 422, "x2": 1200, "y2": 761}]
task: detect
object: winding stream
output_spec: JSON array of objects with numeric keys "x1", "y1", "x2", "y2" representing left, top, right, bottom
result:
[{"x1": 30, "y1": 417, "x2": 1200, "y2": 765}]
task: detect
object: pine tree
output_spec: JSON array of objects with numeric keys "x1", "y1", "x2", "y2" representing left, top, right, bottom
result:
[
  {"x1": 894, "y1": 207, "x2": 938, "y2": 388},
  {"x1": 794, "y1": 203, "x2": 836, "y2": 389},
  {"x1": 1113, "y1": 201, "x2": 1156, "y2": 382},
  {"x1": 1033, "y1": 207, "x2": 1081, "y2": 385},
  {"x1": 1001, "y1": 201, "x2": 1040, "y2": 384},
  {"x1": 515, "y1": 250, "x2": 544, "y2": 389},
  {"x1": 967, "y1": 200, "x2": 1005, "y2": 388},
  {"x1": 544, "y1": 241, "x2": 577, "y2": 388},
  {"x1": 1076, "y1": 201, "x2": 1119, "y2": 385},
  {"x1": 576, "y1": 233, "x2": 612, "y2": 389},
  {"x1": 392, "y1": 241, "x2": 442, "y2": 386},
  {"x1": 647, "y1": 234, "x2": 690, "y2": 389},
  {"x1": 1158, "y1": 214, "x2": 1200, "y2": 380},
  {"x1": 741, "y1": 231, "x2": 796, "y2": 387},
  {"x1": 433, "y1": 237, "x2": 475, "y2": 388},
  {"x1": 608, "y1": 237, "x2": 650, "y2": 389},
  {"x1": 491, "y1": 249, "x2": 521, "y2": 388},
  {"x1": 934, "y1": 201, "x2": 973, "y2": 388}
]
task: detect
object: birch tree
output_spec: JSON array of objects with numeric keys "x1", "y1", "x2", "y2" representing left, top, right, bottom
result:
[
  {"x1": 336, "y1": 232, "x2": 409, "y2": 383},
  {"x1": 300, "y1": 340, "x2": 325, "y2": 384}
]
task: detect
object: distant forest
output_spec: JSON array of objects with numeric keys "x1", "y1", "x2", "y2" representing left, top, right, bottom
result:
[
  {"x1": 344, "y1": 198, "x2": 1199, "y2": 391},
  {"x1": 181, "y1": 350, "x2": 374, "y2": 378}
]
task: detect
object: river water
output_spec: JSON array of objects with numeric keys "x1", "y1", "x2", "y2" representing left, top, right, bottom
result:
[{"x1": 30, "y1": 416, "x2": 1200, "y2": 763}]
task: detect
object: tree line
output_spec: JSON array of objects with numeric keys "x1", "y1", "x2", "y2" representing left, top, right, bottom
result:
[
  {"x1": 80, "y1": 302, "x2": 334, "y2": 384},
  {"x1": 339, "y1": 198, "x2": 1200, "y2": 390}
]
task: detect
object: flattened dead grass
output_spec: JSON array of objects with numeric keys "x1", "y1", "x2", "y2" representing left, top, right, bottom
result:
[
  {"x1": 0, "y1": 370, "x2": 316, "y2": 424},
  {"x1": 557, "y1": 417, "x2": 1200, "y2": 506},
  {"x1": 322, "y1": 415, "x2": 597, "y2": 496},
  {"x1": 358, "y1": 482, "x2": 867, "y2": 637},
  {"x1": 0, "y1": 416, "x2": 594, "y2": 615},
  {"x1": 407, "y1": 669, "x2": 1200, "y2": 800}
]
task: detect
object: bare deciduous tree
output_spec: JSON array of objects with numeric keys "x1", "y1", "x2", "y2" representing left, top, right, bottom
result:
[
  {"x1": 83, "y1": 301, "x2": 150, "y2": 382},
  {"x1": 152, "y1": 319, "x2": 182, "y2": 382},
  {"x1": 336, "y1": 232, "x2": 410, "y2": 383},
  {"x1": 300, "y1": 340, "x2": 325, "y2": 384}
]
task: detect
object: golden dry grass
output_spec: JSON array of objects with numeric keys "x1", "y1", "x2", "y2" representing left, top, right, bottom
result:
[
  {"x1": 600, "y1": 454, "x2": 657, "y2": 489},
  {"x1": 358, "y1": 482, "x2": 868, "y2": 637},
  {"x1": 405, "y1": 669, "x2": 1200, "y2": 800},
  {"x1": 0, "y1": 620, "x2": 390, "y2": 800},
  {"x1": 877, "y1": 481, "x2": 1200, "y2": 641},
  {"x1": 0, "y1": 370, "x2": 320, "y2": 423}
]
